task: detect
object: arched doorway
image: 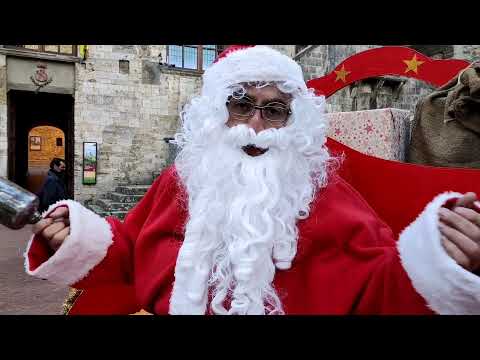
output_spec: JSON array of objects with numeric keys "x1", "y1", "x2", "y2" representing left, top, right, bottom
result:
[
  {"x1": 27, "y1": 126, "x2": 65, "y2": 194},
  {"x1": 7, "y1": 90, "x2": 74, "y2": 198}
]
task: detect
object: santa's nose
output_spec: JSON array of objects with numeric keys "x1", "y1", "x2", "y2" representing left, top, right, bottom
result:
[{"x1": 245, "y1": 109, "x2": 266, "y2": 134}]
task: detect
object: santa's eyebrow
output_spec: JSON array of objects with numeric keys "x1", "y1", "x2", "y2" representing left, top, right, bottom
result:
[
  {"x1": 262, "y1": 98, "x2": 289, "y2": 106},
  {"x1": 239, "y1": 94, "x2": 255, "y2": 102},
  {"x1": 241, "y1": 95, "x2": 289, "y2": 106}
]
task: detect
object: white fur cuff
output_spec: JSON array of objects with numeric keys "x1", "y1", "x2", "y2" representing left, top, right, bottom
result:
[
  {"x1": 398, "y1": 192, "x2": 480, "y2": 314},
  {"x1": 24, "y1": 200, "x2": 113, "y2": 286}
]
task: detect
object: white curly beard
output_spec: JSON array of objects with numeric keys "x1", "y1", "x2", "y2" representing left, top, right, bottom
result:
[
  {"x1": 168, "y1": 81, "x2": 330, "y2": 315},
  {"x1": 169, "y1": 123, "x2": 328, "y2": 315}
]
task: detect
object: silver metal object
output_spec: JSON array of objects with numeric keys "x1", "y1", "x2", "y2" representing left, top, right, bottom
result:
[{"x1": 0, "y1": 177, "x2": 42, "y2": 230}]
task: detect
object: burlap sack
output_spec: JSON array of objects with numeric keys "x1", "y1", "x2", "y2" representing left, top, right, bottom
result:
[{"x1": 407, "y1": 62, "x2": 480, "y2": 168}]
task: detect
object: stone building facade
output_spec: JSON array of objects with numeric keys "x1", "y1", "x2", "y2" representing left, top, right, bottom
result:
[
  {"x1": 0, "y1": 45, "x2": 478, "y2": 206},
  {"x1": 0, "y1": 45, "x2": 204, "y2": 204},
  {"x1": 73, "y1": 45, "x2": 202, "y2": 202}
]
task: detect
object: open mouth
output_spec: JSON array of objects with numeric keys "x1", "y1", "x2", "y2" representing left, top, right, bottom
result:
[{"x1": 242, "y1": 145, "x2": 268, "y2": 157}]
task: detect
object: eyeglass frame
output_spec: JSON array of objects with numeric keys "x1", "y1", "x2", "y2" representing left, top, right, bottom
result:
[{"x1": 225, "y1": 98, "x2": 292, "y2": 126}]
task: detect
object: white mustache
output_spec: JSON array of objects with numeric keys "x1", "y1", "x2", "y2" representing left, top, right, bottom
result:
[{"x1": 224, "y1": 125, "x2": 292, "y2": 150}]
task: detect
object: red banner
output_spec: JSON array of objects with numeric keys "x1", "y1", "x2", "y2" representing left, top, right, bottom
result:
[{"x1": 307, "y1": 46, "x2": 470, "y2": 98}]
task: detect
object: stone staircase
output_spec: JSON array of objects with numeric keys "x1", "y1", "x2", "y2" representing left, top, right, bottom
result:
[
  {"x1": 85, "y1": 184, "x2": 151, "y2": 220},
  {"x1": 84, "y1": 139, "x2": 179, "y2": 220}
]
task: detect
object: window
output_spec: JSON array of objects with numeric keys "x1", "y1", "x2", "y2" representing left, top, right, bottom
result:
[
  {"x1": 166, "y1": 45, "x2": 226, "y2": 71},
  {"x1": 5, "y1": 45, "x2": 78, "y2": 56},
  {"x1": 119, "y1": 59, "x2": 130, "y2": 74}
]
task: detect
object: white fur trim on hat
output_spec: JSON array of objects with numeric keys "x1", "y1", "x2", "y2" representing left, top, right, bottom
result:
[
  {"x1": 202, "y1": 46, "x2": 307, "y2": 96},
  {"x1": 24, "y1": 199, "x2": 113, "y2": 286},
  {"x1": 397, "y1": 192, "x2": 480, "y2": 314}
]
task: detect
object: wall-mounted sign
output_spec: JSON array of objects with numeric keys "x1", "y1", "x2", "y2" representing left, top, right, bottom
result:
[
  {"x1": 29, "y1": 136, "x2": 41, "y2": 151},
  {"x1": 30, "y1": 63, "x2": 53, "y2": 93},
  {"x1": 83, "y1": 142, "x2": 97, "y2": 185},
  {"x1": 7, "y1": 57, "x2": 75, "y2": 95}
]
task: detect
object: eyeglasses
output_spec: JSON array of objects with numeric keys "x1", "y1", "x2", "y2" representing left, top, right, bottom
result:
[{"x1": 226, "y1": 98, "x2": 292, "y2": 125}]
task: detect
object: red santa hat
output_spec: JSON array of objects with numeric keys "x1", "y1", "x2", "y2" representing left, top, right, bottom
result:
[{"x1": 201, "y1": 45, "x2": 307, "y2": 96}]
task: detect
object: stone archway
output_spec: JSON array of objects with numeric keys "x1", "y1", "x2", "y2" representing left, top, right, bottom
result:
[
  {"x1": 7, "y1": 90, "x2": 74, "y2": 198},
  {"x1": 27, "y1": 125, "x2": 65, "y2": 194}
]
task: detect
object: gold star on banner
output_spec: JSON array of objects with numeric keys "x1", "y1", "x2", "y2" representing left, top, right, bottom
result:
[
  {"x1": 403, "y1": 54, "x2": 425, "y2": 74},
  {"x1": 334, "y1": 65, "x2": 351, "y2": 82}
]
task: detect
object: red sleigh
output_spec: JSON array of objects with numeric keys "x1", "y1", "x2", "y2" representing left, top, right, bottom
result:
[
  {"x1": 66, "y1": 47, "x2": 480, "y2": 315},
  {"x1": 311, "y1": 46, "x2": 479, "y2": 237}
]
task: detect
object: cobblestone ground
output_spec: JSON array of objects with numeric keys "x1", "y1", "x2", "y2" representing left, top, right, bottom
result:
[{"x1": 0, "y1": 225, "x2": 69, "y2": 315}]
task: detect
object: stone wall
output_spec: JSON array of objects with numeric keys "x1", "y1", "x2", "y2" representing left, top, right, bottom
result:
[
  {"x1": 453, "y1": 45, "x2": 480, "y2": 61},
  {"x1": 0, "y1": 54, "x2": 7, "y2": 177},
  {"x1": 73, "y1": 45, "x2": 202, "y2": 202},
  {"x1": 267, "y1": 45, "x2": 296, "y2": 58}
]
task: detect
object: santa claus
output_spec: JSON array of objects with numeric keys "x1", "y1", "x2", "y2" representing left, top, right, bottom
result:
[{"x1": 25, "y1": 45, "x2": 480, "y2": 315}]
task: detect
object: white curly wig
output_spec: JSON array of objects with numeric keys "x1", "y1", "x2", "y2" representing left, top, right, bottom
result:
[{"x1": 169, "y1": 45, "x2": 331, "y2": 315}]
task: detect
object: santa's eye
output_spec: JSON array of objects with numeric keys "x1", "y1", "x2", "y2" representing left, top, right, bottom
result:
[{"x1": 228, "y1": 100, "x2": 254, "y2": 116}]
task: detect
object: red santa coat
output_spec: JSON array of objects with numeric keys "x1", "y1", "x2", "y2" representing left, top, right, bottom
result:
[{"x1": 25, "y1": 166, "x2": 480, "y2": 314}]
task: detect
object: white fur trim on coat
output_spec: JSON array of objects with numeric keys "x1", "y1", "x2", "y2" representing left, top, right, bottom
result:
[
  {"x1": 202, "y1": 46, "x2": 307, "y2": 97},
  {"x1": 24, "y1": 200, "x2": 113, "y2": 286},
  {"x1": 398, "y1": 192, "x2": 480, "y2": 314}
]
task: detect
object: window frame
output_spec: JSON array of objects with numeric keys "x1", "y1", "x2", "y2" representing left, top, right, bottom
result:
[
  {"x1": 166, "y1": 45, "x2": 226, "y2": 72},
  {"x1": 4, "y1": 45, "x2": 78, "y2": 56}
]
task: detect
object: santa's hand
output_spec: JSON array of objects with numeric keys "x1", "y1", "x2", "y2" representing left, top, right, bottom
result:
[
  {"x1": 32, "y1": 207, "x2": 70, "y2": 252},
  {"x1": 438, "y1": 192, "x2": 480, "y2": 272}
]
